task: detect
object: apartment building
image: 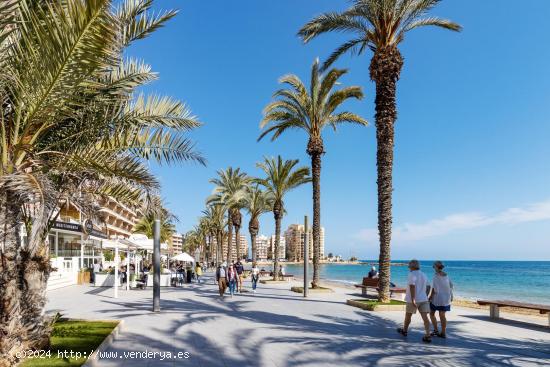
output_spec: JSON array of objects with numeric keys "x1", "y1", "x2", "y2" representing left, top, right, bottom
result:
[{"x1": 284, "y1": 224, "x2": 325, "y2": 261}]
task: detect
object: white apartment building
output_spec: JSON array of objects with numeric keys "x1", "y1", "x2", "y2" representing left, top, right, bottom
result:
[
  {"x1": 171, "y1": 233, "x2": 183, "y2": 255},
  {"x1": 284, "y1": 224, "x2": 325, "y2": 261},
  {"x1": 269, "y1": 235, "x2": 286, "y2": 261},
  {"x1": 254, "y1": 235, "x2": 270, "y2": 261},
  {"x1": 220, "y1": 233, "x2": 248, "y2": 261}
]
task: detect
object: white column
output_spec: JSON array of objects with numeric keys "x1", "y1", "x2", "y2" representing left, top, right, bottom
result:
[
  {"x1": 114, "y1": 244, "x2": 119, "y2": 299},
  {"x1": 126, "y1": 249, "x2": 130, "y2": 291},
  {"x1": 80, "y1": 242, "x2": 84, "y2": 271}
]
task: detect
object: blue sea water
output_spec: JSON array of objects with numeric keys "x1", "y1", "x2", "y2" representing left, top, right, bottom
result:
[{"x1": 283, "y1": 261, "x2": 550, "y2": 305}]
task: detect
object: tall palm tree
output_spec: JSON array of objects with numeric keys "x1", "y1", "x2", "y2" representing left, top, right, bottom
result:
[
  {"x1": 259, "y1": 59, "x2": 367, "y2": 288},
  {"x1": 133, "y1": 204, "x2": 178, "y2": 244},
  {"x1": 208, "y1": 167, "x2": 249, "y2": 262},
  {"x1": 256, "y1": 156, "x2": 310, "y2": 280},
  {"x1": 299, "y1": 0, "x2": 461, "y2": 302},
  {"x1": 0, "y1": 0, "x2": 203, "y2": 362},
  {"x1": 202, "y1": 204, "x2": 226, "y2": 264},
  {"x1": 243, "y1": 184, "x2": 273, "y2": 263}
]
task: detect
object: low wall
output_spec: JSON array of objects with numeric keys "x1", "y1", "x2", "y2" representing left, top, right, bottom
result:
[{"x1": 94, "y1": 273, "x2": 172, "y2": 287}]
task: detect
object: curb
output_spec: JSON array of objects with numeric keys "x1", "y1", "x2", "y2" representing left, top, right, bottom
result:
[{"x1": 82, "y1": 319, "x2": 124, "y2": 367}]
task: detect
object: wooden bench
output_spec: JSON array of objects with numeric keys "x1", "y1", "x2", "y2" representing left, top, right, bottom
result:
[
  {"x1": 477, "y1": 300, "x2": 550, "y2": 327},
  {"x1": 354, "y1": 277, "x2": 406, "y2": 300}
]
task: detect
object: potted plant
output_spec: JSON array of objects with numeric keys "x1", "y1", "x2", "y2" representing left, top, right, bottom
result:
[{"x1": 77, "y1": 268, "x2": 91, "y2": 285}]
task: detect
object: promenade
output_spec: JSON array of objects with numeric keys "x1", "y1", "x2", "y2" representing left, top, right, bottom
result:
[{"x1": 45, "y1": 274, "x2": 550, "y2": 367}]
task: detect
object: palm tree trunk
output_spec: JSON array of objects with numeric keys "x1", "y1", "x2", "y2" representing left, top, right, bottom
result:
[
  {"x1": 308, "y1": 138, "x2": 324, "y2": 289},
  {"x1": 226, "y1": 219, "x2": 233, "y2": 263},
  {"x1": 217, "y1": 230, "x2": 223, "y2": 264},
  {"x1": 19, "y1": 250, "x2": 51, "y2": 354},
  {"x1": 250, "y1": 232, "x2": 257, "y2": 263},
  {"x1": 273, "y1": 209, "x2": 282, "y2": 281},
  {"x1": 370, "y1": 47, "x2": 403, "y2": 303},
  {"x1": 249, "y1": 217, "x2": 259, "y2": 263},
  {"x1": 0, "y1": 189, "x2": 24, "y2": 366},
  {"x1": 235, "y1": 226, "x2": 240, "y2": 261}
]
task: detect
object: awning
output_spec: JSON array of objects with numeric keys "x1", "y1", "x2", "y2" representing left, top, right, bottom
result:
[{"x1": 171, "y1": 252, "x2": 194, "y2": 262}]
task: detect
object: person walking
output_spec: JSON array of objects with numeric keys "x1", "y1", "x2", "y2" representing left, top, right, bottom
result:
[
  {"x1": 227, "y1": 264, "x2": 238, "y2": 297},
  {"x1": 398, "y1": 259, "x2": 433, "y2": 343},
  {"x1": 235, "y1": 260, "x2": 245, "y2": 293},
  {"x1": 195, "y1": 263, "x2": 203, "y2": 284},
  {"x1": 251, "y1": 263, "x2": 260, "y2": 293},
  {"x1": 429, "y1": 261, "x2": 453, "y2": 338},
  {"x1": 216, "y1": 263, "x2": 227, "y2": 297}
]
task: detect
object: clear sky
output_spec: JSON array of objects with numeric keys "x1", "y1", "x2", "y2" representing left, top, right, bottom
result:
[{"x1": 129, "y1": 0, "x2": 550, "y2": 261}]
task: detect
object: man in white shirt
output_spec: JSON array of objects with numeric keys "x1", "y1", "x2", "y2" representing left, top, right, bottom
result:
[{"x1": 397, "y1": 259, "x2": 432, "y2": 342}]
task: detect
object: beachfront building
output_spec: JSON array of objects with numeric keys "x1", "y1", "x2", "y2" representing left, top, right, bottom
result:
[
  {"x1": 43, "y1": 198, "x2": 143, "y2": 289},
  {"x1": 284, "y1": 224, "x2": 325, "y2": 261},
  {"x1": 220, "y1": 233, "x2": 248, "y2": 261},
  {"x1": 255, "y1": 235, "x2": 270, "y2": 261},
  {"x1": 171, "y1": 233, "x2": 184, "y2": 255},
  {"x1": 269, "y1": 235, "x2": 286, "y2": 261}
]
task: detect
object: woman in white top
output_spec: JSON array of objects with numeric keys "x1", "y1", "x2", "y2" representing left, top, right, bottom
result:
[{"x1": 429, "y1": 261, "x2": 453, "y2": 338}]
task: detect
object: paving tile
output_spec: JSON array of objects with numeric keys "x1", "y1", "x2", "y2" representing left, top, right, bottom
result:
[{"x1": 43, "y1": 274, "x2": 550, "y2": 367}]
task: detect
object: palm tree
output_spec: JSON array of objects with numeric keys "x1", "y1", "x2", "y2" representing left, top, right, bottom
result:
[
  {"x1": 256, "y1": 156, "x2": 310, "y2": 280},
  {"x1": 243, "y1": 184, "x2": 273, "y2": 263},
  {"x1": 259, "y1": 59, "x2": 367, "y2": 288},
  {"x1": 202, "y1": 204, "x2": 226, "y2": 264},
  {"x1": 299, "y1": 0, "x2": 461, "y2": 302},
  {"x1": 0, "y1": 0, "x2": 203, "y2": 362},
  {"x1": 208, "y1": 167, "x2": 249, "y2": 262},
  {"x1": 133, "y1": 203, "x2": 178, "y2": 244}
]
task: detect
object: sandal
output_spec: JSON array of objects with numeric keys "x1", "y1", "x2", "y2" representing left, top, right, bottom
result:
[
  {"x1": 437, "y1": 333, "x2": 446, "y2": 339},
  {"x1": 397, "y1": 327, "x2": 408, "y2": 336},
  {"x1": 430, "y1": 330, "x2": 439, "y2": 337},
  {"x1": 422, "y1": 335, "x2": 432, "y2": 343}
]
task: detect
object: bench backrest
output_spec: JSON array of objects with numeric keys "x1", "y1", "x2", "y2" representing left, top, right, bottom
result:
[{"x1": 362, "y1": 277, "x2": 379, "y2": 287}]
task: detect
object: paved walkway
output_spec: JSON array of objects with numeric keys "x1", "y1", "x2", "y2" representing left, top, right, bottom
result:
[{"x1": 46, "y1": 274, "x2": 550, "y2": 367}]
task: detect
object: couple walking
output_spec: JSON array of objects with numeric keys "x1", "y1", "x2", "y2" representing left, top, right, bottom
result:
[
  {"x1": 398, "y1": 259, "x2": 453, "y2": 343},
  {"x1": 216, "y1": 261, "x2": 261, "y2": 297}
]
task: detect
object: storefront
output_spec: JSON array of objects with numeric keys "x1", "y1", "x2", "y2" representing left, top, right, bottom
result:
[{"x1": 48, "y1": 220, "x2": 108, "y2": 272}]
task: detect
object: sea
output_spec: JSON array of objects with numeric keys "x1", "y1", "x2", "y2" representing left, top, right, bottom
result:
[{"x1": 283, "y1": 261, "x2": 550, "y2": 305}]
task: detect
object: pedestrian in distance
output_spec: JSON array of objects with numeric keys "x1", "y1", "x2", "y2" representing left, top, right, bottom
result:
[
  {"x1": 215, "y1": 263, "x2": 227, "y2": 297},
  {"x1": 251, "y1": 262, "x2": 260, "y2": 293},
  {"x1": 227, "y1": 264, "x2": 238, "y2": 297}
]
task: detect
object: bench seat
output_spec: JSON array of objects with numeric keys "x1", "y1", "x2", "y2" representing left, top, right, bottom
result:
[
  {"x1": 355, "y1": 278, "x2": 406, "y2": 300},
  {"x1": 477, "y1": 299, "x2": 550, "y2": 327}
]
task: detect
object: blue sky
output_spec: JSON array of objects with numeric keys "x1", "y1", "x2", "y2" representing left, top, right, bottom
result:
[{"x1": 130, "y1": 0, "x2": 550, "y2": 261}]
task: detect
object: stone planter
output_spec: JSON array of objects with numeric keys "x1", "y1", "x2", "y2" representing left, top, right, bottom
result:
[
  {"x1": 77, "y1": 271, "x2": 91, "y2": 285},
  {"x1": 290, "y1": 286, "x2": 334, "y2": 294},
  {"x1": 260, "y1": 279, "x2": 288, "y2": 285},
  {"x1": 346, "y1": 299, "x2": 406, "y2": 311}
]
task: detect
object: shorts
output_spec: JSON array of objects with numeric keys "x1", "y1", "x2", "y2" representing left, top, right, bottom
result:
[
  {"x1": 430, "y1": 303, "x2": 451, "y2": 312},
  {"x1": 406, "y1": 301, "x2": 430, "y2": 314}
]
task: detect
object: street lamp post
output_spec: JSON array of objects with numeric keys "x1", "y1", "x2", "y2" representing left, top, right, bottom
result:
[
  {"x1": 304, "y1": 215, "x2": 308, "y2": 298},
  {"x1": 153, "y1": 219, "x2": 161, "y2": 312}
]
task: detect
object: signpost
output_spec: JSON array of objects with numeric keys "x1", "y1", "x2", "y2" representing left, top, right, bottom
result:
[
  {"x1": 153, "y1": 219, "x2": 161, "y2": 312},
  {"x1": 304, "y1": 215, "x2": 308, "y2": 298}
]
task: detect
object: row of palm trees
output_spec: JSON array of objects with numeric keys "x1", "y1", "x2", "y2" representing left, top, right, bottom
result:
[
  {"x1": 0, "y1": 1, "x2": 202, "y2": 365},
  {"x1": 189, "y1": 0, "x2": 460, "y2": 300},
  {"x1": 189, "y1": 157, "x2": 310, "y2": 281}
]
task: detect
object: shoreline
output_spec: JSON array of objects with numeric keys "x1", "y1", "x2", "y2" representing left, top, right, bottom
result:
[{"x1": 290, "y1": 275, "x2": 548, "y2": 319}]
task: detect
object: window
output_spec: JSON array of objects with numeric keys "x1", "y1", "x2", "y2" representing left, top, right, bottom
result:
[
  {"x1": 57, "y1": 233, "x2": 81, "y2": 257},
  {"x1": 48, "y1": 234, "x2": 56, "y2": 256}
]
